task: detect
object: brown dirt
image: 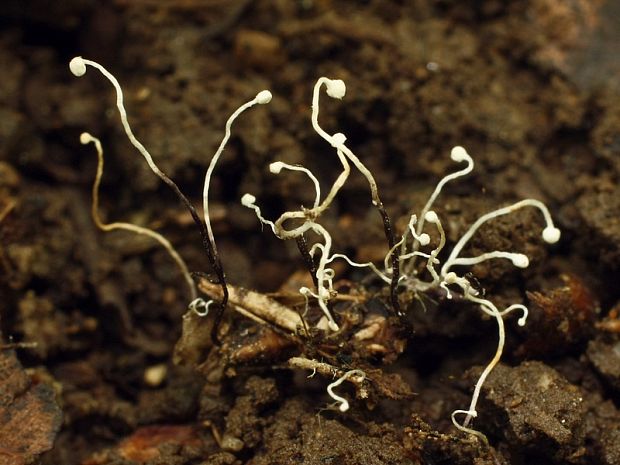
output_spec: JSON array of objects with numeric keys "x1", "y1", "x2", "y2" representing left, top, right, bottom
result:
[{"x1": 1, "y1": 1, "x2": 619, "y2": 464}]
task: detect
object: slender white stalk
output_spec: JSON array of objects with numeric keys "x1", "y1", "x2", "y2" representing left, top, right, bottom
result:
[
  {"x1": 241, "y1": 194, "x2": 277, "y2": 234},
  {"x1": 449, "y1": 251, "x2": 529, "y2": 269},
  {"x1": 311, "y1": 78, "x2": 351, "y2": 211},
  {"x1": 424, "y1": 211, "x2": 446, "y2": 284},
  {"x1": 459, "y1": 294, "x2": 505, "y2": 428},
  {"x1": 326, "y1": 253, "x2": 391, "y2": 283},
  {"x1": 398, "y1": 214, "x2": 430, "y2": 273},
  {"x1": 269, "y1": 161, "x2": 321, "y2": 208},
  {"x1": 308, "y1": 223, "x2": 339, "y2": 331},
  {"x1": 406, "y1": 146, "x2": 473, "y2": 274},
  {"x1": 70, "y1": 57, "x2": 167, "y2": 180},
  {"x1": 416, "y1": 146, "x2": 473, "y2": 243},
  {"x1": 203, "y1": 90, "x2": 272, "y2": 254},
  {"x1": 451, "y1": 410, "x2": 488, "y2": 443}
]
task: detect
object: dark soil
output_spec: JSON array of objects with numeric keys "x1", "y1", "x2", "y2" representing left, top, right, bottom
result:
[{"x1": 1, "y1": 1, "x2": 619, "y2": 464}]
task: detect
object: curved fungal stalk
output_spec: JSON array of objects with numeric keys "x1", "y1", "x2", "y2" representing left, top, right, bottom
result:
[
  {"x1": 326, "y1": 369, "x2": 366, "y2": 412},
  {"x1": 80, "y1": 132, "x2": 197, "y2": 301},
  {"x1": 307, "y1": 222, "x2": 340, "y2": 331},
  {"x1": 269, "y1": 161, "x2": 321, "y2": 209},
  {"x1": 404, "y1": 146, "x2": 473, "y2": 275},
  {"x1": 311, "y1": 77, "x2": 400, "y2": 313},
  {"x1": 457, "y1": 294, "x2": 505, "y2": 429},
  {"x1": 423, "y1": 211, "x2": 447, "y2": 284},
  {"x1": 326, "y1": 253, "x2": 391, "y2": 284},
  {"x1": 449, "y1": 251, "x2": 530, "y2": 269},
  {"x1": 70, "y1": 57, "x2": 163, "y2": 177},
  {"x1": 311, "y1": 78, "x2": 352, "y2": 212},
  {"x1": 440, "y1": 199, "x2": 561, "y2": 278},
  {"x1": 416, "y1": 146, "x2": 473, "y2": 243},
  {"x1": 203, "y1": 90, "x2": 272, "y2": 254}
]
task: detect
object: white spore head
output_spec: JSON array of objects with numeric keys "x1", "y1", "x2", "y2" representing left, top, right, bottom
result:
[
  {"x1": 511, "y1": 253, "x2": 529, "y2": 268},
  {"x1": 419, "y1": 233, "x2": 431, "y2": 246},
  {"x1": 269, "y1": 161, "x2": 285, "y2": 174},
  {"x1": 69, "y1": 56, "x2": 87, "y2": 77},
  {"x1": 256, "y1": 90, "x2": 272, "y2": 105},
  {"x1": 325, "y1": 79, "x2": 346, "y2": 99},
  {"x1": 425, "y1": 211, "x2": 439, "y2": 224},
  {"x1": 542, "y1": 226, "x2": 561, "y2": 244},
  {"x1": 241, "y1": 193, "x2": 256, "y2": 207},
  {"x1": 450, "y1": 146, "x2": 470, "y2": 163},
  {"x1": 79, "y1": 132, "x2": 93, "y2": 145}
]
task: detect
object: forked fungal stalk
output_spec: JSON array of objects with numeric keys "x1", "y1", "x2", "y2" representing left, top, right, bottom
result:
[
  {"x1": 326, "y1": 369, "x2": 366, "y2": 412},
  {"x1": 243, "y1": 77, "x2": 401, "y2": 325},
  {"x1": 70, "y1": 57, "x2": 274, "y2": 343},
  {"x1": 80, "y1": 132, "x2": 197, "y2": 301},
  {"x1": 70, "y1": 56, "x2": 229, "y2": 336},
  {"x1": 269, "y1": 161, "x2": 321, "y2": 208},
  {"x1": 311, "y1": 78, "x2": 401, "y2": 314},
  {"x1": 440, "y1": 198, "x2": 560, "y2": 277},
  {"x1": 403, "y1": 146, "x2": 473, "y2": 274},
  {"x1": 443, "y1": 280, "x2": 526, "y2": 435}
]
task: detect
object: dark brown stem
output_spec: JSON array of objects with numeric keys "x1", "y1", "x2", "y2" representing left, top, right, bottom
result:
[
  {"x1": 296, "y1": 234, "x2": 319, "y2": 289},
  {"x1": 157, "y1": 172, "x2": 229, "y2": 344},
  {"x1": 377, "y1": 203, "x2": 402, "y2": 316}
]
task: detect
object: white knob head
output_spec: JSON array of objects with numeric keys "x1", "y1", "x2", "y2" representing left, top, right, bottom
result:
[
  {"x1": 79, "y1": 132, "x2": 93, "y2": 144},
  {"x1": 542, "y1": 227, "x2": 561, "y2": 244},
  {"x1": 69, "y1": 56, "x2": 87, "y2": 77},
  {"x1": 450, "y1": 146, "x2": 470, "y2": 163},
  {"x1": 241, "y1": 193, "x2": 256, "y2": 207},
  {"x1": 424, "y1": 211, "x2": 439, "y2": 224},
  {"x1": 511, "y1": 254, "x2": 529, "y2": 268},
  {"x1": 325, "y1": 79, "x2": 346, "y2": 99},
  {"x1": 269, "y1": 161, "x2": 285, "y2": 174},
  {"x1": 256, "y1": 90, "x2": 272, "y2": 105},
  {"x1": 418, "y1": 233, "x2": 431, "y2": 246}
]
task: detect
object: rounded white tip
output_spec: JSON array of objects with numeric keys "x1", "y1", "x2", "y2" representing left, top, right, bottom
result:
[
  {"x1": 450, "y1": 146, "x2": 469, "y2": 162},
  {"x1": 419, "y1": 233, "x2": 431, "y2": 246},
  {"x1": 256, "y1": 90, "x2": 272, "y2": 105},
  {"x1": 331, "y1": 132, "x2": 347, "y2": 148},
  {"x1": 542, "y1": 227, "x2": 561, "y2": 244},
  {"x1": 325, "y1": 79, "x2": 346, "y2": 99},
  {"x1": 339, "y1": 403, "x2": 349, "y2": 412},
  {"x1": 241, "y1": 193, "x2": 256, "y2": 207},
  {"x1": 269, "y1": 161, "x2": 285, "y2": 174},
  {"x1": 511, "y1": 254, "x2": 529, "y2": 268},
  {"x1": 425, "y1": 211, "x2": 439, "y2": 223},
  {"x1": 69, "y1": 56, "x2": 86, "y2": 77},
  {"x1": 79, "y1": 132, "x2": 93, "y2": 145}
]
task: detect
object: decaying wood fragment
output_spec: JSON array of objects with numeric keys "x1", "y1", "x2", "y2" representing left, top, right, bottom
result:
[
  {"x1": 198, "y1": 278, "x2": 304, "y2": 333},
  {"x1": 288, "y1": 356, "x2": 368, "y2": 399}
]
